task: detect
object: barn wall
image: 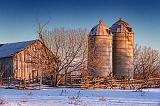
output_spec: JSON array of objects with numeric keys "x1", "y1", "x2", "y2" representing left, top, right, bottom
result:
[
  {"x1": 13, "y1": 40, "x2": 54, "y2": 80},
  {"x1": 0, "y1": 57, "x2": 13, "y2": 78}
]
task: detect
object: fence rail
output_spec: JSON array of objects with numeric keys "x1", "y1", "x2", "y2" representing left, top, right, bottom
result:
[
  {"x1": 0, "y1": 76, "x2": 160, "y2": 90},
  {"x1": 80, "y1": 77, "x2": 160, "y2": 90}
]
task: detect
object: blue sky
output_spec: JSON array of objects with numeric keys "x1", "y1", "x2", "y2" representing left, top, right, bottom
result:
[{"x1": 0, "y1": 0, "x2": 160, "y2": 50}]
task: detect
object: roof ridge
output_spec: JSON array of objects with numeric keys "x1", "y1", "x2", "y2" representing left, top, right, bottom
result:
[{"x1": 1, "y1": 39, "x2": 37, "y2": 45}]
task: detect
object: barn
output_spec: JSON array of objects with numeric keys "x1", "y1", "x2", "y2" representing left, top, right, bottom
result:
[{"x1": 0, "y1": 40, "x2": 55, "y2": 81}]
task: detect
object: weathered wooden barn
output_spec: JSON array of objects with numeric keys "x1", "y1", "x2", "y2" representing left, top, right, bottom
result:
[{"x1": 0, "y1": 40, "x2": 55, "y2": 80}]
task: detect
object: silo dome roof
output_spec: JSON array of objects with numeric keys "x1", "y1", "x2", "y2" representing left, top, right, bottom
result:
[
  {"x1": 110, "y1": 19, "x2": 132, "y2": 33},
  {"x1": 89, "y1": 20, "x2": 110, "y2": 35}
]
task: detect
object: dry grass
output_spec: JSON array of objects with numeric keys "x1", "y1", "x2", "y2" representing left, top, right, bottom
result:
[
  {"x1": 99, "y1": 96, "x2": 107, "y2": 102},
  {"x1": 0, "y1": 98, "x2": 7, "y2": 105}
]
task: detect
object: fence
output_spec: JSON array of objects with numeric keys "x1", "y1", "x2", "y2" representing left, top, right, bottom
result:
[
  {"x1": 0, "y1": 76, "x2": 160, "y2": 90},
  {"x1": 80, "y1": 77, "x2": 160, "y2": 90},
  {"x1": 0, "y1": 74, "x2": 82, "y2": 89}
]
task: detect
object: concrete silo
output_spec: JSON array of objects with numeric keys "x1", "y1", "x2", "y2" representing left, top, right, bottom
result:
[
  {"x1": 110, "y1": 19, "x2": 134, "y2": 79},
  {"x1": 88, "y1": 20, "x2": 112, "y2": 78}
]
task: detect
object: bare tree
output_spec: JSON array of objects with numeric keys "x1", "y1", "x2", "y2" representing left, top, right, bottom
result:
[
  {"x1": 37, "y1": 25, "x2": 88, "y2": 87},
  {"x1": 24, "y1": 41, "x2": 56, "y2": 82},
  {"x1": 133, "y1": 44, "x2": 160, "y2": 80}
]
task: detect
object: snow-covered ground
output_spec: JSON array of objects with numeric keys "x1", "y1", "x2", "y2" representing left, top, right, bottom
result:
[{"x1": 0, "y1": 88, "x2": 160, "y2": 106}]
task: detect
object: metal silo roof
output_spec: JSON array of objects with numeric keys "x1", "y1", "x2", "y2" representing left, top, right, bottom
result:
[
  {"x1": 89, "y1": 20, "x2": 110, "y2": 35},
  {"x1": 110, "y1": 19, "x2": 132, "y2": 33}
]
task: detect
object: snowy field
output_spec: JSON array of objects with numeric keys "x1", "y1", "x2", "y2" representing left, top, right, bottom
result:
[{"x1": 0, "y1": 88, "x2": 160, "y2": 106}]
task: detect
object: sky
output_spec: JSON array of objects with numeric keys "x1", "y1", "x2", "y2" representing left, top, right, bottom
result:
[{"x1": 0, "y1": 0, "x2": 160, "y2": 50}]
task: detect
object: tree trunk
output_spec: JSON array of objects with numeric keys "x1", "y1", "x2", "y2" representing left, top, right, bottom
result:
[{"x1": 51, "y1": 74, "x2": 58, "y2": 87}]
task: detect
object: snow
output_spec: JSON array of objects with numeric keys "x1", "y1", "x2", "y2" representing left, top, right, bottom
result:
[
  {"x1": 0, "y1": 88, "x2": 160, "y2": 106},
  {"x1": 0, "y1": 40, "x2": 35, "y2": 58}
]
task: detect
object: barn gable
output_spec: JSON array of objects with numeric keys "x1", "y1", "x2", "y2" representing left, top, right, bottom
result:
[{"x1": 0, "y1": 40, "x2": 36, "y2": 59}]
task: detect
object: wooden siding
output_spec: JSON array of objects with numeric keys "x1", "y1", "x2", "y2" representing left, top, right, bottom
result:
[
  {"x1": 13, "y1": 40, "x2": 54, "y2": 80},
  {"x1": 0, "y1": 57, "x2": 13, "y2": 78}
]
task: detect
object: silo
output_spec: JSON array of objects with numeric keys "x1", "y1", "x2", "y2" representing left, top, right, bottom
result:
[
  {"x1": 88, "y1": 20, "x2": 112, "y2": 78},
  {"x1": 110, "y1": 19, "x2": 134, "y2": 79}
]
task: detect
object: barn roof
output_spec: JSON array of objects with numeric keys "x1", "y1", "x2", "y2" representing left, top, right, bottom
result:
[{"x1": 0, "y1": 40, "x2": 36, "y2": 58}]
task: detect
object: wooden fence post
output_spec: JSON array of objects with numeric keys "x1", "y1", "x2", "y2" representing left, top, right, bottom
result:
[
  {"x1": 39, "y1": 76, "x2": 42, "y2": 89},
  {"x1": 24, "y1": 78, "x2": 26, "y2": 89},
  {"x1": 8, "y1": 77, "x2": 10, "y2": 88},
  {"x1": 0, "y1": 75, "x2": 2, "y2": 86}
]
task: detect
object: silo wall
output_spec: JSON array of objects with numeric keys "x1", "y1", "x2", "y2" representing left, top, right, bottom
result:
[
  {"x1": 88, "y1": 35, "x2": 112, "y2": 78},
  {"x1": 112, "y1": 32, "x2": 134, "y2": 79}
]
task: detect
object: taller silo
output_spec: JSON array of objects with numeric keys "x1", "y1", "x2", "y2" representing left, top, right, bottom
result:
[
  {"x1": 88, "y1": 20, "x2": 112, "y2": 78},
  {"x1": 110, "y1": 19, "x2": 134, "y2": 79}
]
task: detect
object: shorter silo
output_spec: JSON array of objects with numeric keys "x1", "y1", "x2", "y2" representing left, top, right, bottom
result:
[
  {"x1": 110, "y1": 19, "x2": 134, "y2": 79},
  {"x1": 88, "y1": 20, "x2": 112, "y2": 78}
]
